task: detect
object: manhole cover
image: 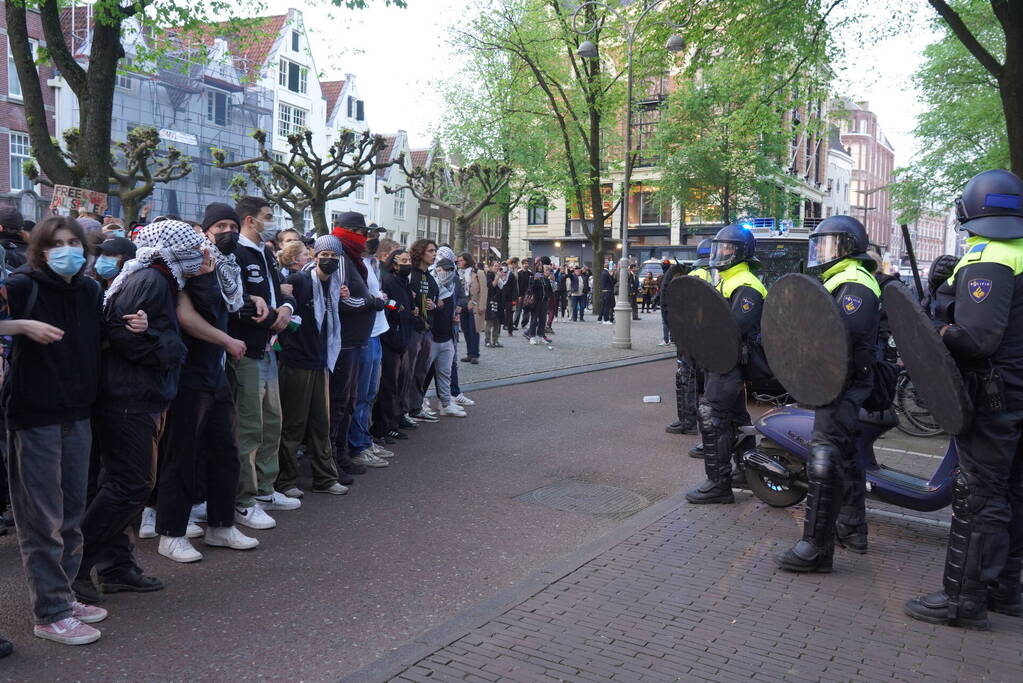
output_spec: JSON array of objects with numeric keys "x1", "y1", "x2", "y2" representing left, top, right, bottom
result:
[{"x1": 515, "y1": 480, "x2": 651, "y2": 519}]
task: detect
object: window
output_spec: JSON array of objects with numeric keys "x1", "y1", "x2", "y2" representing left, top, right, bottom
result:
[
  {"x1": 356, "y1": 100, "x2": 364, "y2": 121},
  {"x1": 278, "y1": 58, "x2": 307, "y2": 94},
  {"x1": 527, "y1": 204, "x2": 548, "y2": 225},
  {"x1": 638, "y1": 192, "x2": 668, "y2": 225},
  {"x1": 347, "y1": 96, "x2": 355, "y2": 118},
  {"x1": 417, "y1": 214, "x2": 427, "y2": 240},
  {"x1": 7, "y1": 41, "x2": 35, "y2": 99},
  {"x1": 292, "y1": 30, "x2": 300, "y2": 52},
  {"x1": 9, "y1": 133, "x2": 33, "y2": 191},
  {"x1": 116, "y1": 73, "x2": 133, "y2": 90},
  {"x1": 393, "y1": 188, "x2": 406, "y2": 219},
  {"x1": 206, "y1": 90, "x2": 229, "y2": 126},
  {"x1": 440, "y1": 218, "x2": 450, "y2": 244},
  {"x1": 278, "y1": 103, "x2": 307, "y2": 138},
  {"x1": 353, "y1": 181, "x2": 365, "y2": 201}
]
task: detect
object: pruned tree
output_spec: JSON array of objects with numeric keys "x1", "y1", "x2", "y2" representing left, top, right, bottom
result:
[
  {"x1": 392, "y1": 154, "x2": 513, "y2": 252},
  {"x1": 26, "y1": 125, "x2": 191, "y2": 224},
  {"x1": 215, "y1": 128, "x2": 392, "y2": 235}
]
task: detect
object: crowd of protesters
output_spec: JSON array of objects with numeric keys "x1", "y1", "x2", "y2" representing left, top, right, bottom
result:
[{"x1": 0, "y1": 201, "x2": 492, "y2": 652}]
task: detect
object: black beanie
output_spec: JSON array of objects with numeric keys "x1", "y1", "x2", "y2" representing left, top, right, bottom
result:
[{"x1": 202, "y1": 202, "x2": 241, "y2": 231}]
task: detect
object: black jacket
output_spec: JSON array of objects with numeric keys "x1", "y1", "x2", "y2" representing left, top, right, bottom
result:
[
  {"x1": 228, "y1": 239, "x2": 295, "y2": 359},
  {"x1": 600, "y1": 270, "x2": 615, "y2": 291},
  {"x1": 380, "y1": 270, "x2": 413, "y2": 352},
  {"x1": 516, "y1": 269, "x2": 532, "y2": 300},
  {"x1": 486, "y1": 272, "x2": 504, "y2": 321},
  {"x1": 339, "y1": 252, "x2": 385, "y2": 349},
  {"x1": 99, "y1": 265, "x2": 186, "y2": 413},
  {"x1": 279, "y1": 270, "x2": 331, "y2": 370},
  {"x1": 0, "y1": 232, "x2": 28, "y2": 272},
  {"x1": 409, "y1": 267, "x2": 439, "y2": 332},
  {"x1": 2, "y1": 266, "x2": 102, "y2": 430},
  {"x1": 179, "y1": 272, "x2": 229, "y2": 392},
  {"x1": 432, "y1": 292, "x2": 455, "y2": 343}
]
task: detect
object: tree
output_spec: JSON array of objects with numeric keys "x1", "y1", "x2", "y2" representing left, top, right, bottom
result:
[
  {"x1": 4, "y1": 0, "x2": 404, "y2": 193},
  {"x1": 392, "y1": 154, "x2": 513, "y2": 253},
  {"x1": 216, "y1": 129, "x2": 392, "y2": 235},
  {"x1": 893, "y1": 0, "x2": 1008, "y2": 220},
  {"x1": 25, "y1": 125, "x2": 191, "y2": 223}
]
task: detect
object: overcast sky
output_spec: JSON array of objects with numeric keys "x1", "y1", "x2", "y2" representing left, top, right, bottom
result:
[{"x1": 271, "y1": 0, "x2": 942, "y2": 164}]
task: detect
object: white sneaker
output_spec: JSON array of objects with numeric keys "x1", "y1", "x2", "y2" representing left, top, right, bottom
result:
[
  {"x1": 158, "y1": 535, "x2": 203, "y2": 563},
  {"x1": 204, "y1": 525, "x2": 259, "y2": 550},
  {"x1": 440, "y1": 404, "x2": 467, "y2": 417},
  {"x1": 453, "y1": 393, "x2": 475, "y2": 406},
  {"x1": 403, "y1": 413, "x2": 419, "y2": 424},
  {"x1": 421, "y1": 399, "x2": 436, "y2": 415},
  {"x1": 529, "y1": 338, "x2": 539, "y2": 345},
  {"x1": 139, "y1": 507, "x2": 157, "y2": 539},
  {"x1": 352, "y1": 449, "x2": 389, "y2": 468},
  {"x1": 314, "y1": 482, "x2": 349, "y2": 495},
  {"x1": 371, "y1": 442, "x2": 395, "y2": 458},
  {"x1": 189, "y1": 502, "x2": 208, "y2": 524},
  {"x1": 255, "y1": 491, "x2": 302, "y2": 511},
  {"x1": 186, "y1": 521, "x2": 204, "y2": 539},
  {"x1": 281, "y1": 487, "x2": 305, "y2": 499},
  {"x1": 235, "y1": 504, "x2": 276, "y2": 530}
]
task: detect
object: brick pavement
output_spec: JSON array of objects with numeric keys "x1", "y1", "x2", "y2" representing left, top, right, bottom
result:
[{"x1": 388, "y1": 491, "x2": 1022, "y2": 682}]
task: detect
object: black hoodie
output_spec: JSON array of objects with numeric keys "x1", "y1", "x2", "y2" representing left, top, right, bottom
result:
[
  {"x1": 3, "y1": 265, "x2": 102, "y2": 430},
  {"x1": 380, "y1": 268, "x2": 413, "y2": 353}
]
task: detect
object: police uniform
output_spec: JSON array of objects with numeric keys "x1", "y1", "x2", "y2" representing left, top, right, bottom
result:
[
  {"x1": 686, "y1": 248, "x2": 766, "y2": 504},
  {"x1": 778, "y1": 217, "x2": 881, "y2": 573},
  {"x1": 907, "y1": 235, "x2": 1023, "y2": 626}
]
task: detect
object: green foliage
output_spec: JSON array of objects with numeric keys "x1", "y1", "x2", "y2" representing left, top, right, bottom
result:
[{"x1": 893, "y1": 0, "x2": 1007, "y2": 222}]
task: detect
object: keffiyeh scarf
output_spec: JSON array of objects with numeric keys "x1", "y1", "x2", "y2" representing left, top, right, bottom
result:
[
  {"x1": 104, "y1": 220, "x2": 206, "y2": 305},
  {"x1": 202, "y1": 236, "x2": 244, "y2": 312},
  {"x1": 312, "y1": 270, "x2": 343, "y2": 370}
]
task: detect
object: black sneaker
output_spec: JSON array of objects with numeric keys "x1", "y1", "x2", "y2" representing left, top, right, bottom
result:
[
  {"x1": 337, "y1": 472, "x2": 355, "y2": 485},
  {"x1": 388, "y1": 429, "x2": 409, "y2": 440},
  {"x1": 342, "y1": 462, "x2": 368, "y2": 475},
  {"x1": 99, "y1": 568, "x2": 165, "y2": 594},
  {"x1": 72, "y1": 577, "x2": 102, "y2": 604},
  {"x1": 399, "y1": 416, "x2": 418, "y2": 430},
  {"x1": 0, "y1": 636, "x2": 12, "y2": 660}
]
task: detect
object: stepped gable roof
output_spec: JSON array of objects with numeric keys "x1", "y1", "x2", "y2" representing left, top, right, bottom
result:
[
  {"x1": 321, "y1": 80, "x2": 346, "y2": 119},
  {"x1": 410, "y1": 149, "x2": 430, "y2": 169}
]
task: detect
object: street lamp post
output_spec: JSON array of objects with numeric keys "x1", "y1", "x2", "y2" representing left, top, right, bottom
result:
[{"x1": 573, "y1": 0, "x2": 686, "y2": 349}]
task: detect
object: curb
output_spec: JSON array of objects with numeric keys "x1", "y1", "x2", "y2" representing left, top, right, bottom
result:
[{"x1": 339, "y1": 488, "x2": 691, "y2": 683}]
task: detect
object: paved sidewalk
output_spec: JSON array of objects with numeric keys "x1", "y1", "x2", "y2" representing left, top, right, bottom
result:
[{"x1": 381, "y1": 489, "x2": 1022, "y2": 682}]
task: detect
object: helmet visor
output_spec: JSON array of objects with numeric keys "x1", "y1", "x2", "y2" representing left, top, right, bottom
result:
[
  {"x1": 709, "y1": 241, "x2": 740, "y2": 270},
  {"x1": 807, "y1": 232, "x2": 858, "y2": 270}
]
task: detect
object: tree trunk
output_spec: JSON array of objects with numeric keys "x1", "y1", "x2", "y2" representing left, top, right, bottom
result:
[
  {"x1": 121, "y1": 196, "x2": 140, "y2": 225},
  {"x1": 1002, "y1": 22, "x2": 1023, "y2": 176},
  {"x1": 77, "y1": 21, "x2": 123, "y2": 192},
  {"x1": 500, "y1": 209, "x2": 510, "y2": 261},
  {"x1": 310, "y1": 202, "x2": 329, "y2": 235},
  {"x1": 454, "y1": 216, "x2": 470, "y2": 253}
]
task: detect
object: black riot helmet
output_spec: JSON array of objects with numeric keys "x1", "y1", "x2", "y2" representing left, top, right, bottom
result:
[
  {"x1": 955, "y1": 169, "x2": 1023, "y2": 239},
  {"x1": 806, "y1": 215, "x2": 873, "y2": 274},
  {"x1": 693, "y1": 238, "x2": 712, "y2": 268},
  {"x1": 709, "y1": 225, "x2": 758, "y2": 271}
]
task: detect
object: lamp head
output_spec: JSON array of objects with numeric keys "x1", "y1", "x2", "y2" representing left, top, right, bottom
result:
[
  {"x1": 577, "y1": 40, "x2": 598, "y2": 59},
  {"x1": 666, "y1": 34, "x2": 686, "y2": 54}
]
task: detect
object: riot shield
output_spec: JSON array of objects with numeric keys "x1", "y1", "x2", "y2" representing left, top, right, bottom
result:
[
  {"x1": 762, "y1": 273, "x2": 849, "y2": 407},
  {"x1": 884, "y1": 283, "x2": 970, "y2": 434},
  {"x1": 666, "y1": 276, "x2": 740, "y2": 374}
]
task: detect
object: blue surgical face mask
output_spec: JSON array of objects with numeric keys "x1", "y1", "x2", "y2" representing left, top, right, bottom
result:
[
  {"x1": 47, "y1": 245, "x2": 86, "y2": 277},
  {"x1": 107, "y1": 229, "x2": 125, "y2": 238},
  {"x1": 95, "y1": 255, "x2": 121, "y2": 280}
]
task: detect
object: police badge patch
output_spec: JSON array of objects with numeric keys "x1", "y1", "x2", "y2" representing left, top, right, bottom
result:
[
  {"x1": 841, "y1": 294, "x2": 862, "y2": 314},
  {"x1": 740, "y1": 296, "x2": 754, "y2": 312},
  {"x1": 968, "y1": 278, "x2": 992, "y2": 303}
]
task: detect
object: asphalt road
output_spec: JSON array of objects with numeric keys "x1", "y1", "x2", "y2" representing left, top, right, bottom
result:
[{"x1": 0, "y1": 358, "x2": 695, "y2": 681}]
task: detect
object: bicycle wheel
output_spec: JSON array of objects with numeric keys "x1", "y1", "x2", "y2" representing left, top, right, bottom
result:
[{"x1": 895, "y1": 374, "x2": 943, "y2": 437}]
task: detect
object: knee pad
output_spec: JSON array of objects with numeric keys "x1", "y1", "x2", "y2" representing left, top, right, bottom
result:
[
  {"x1": 808, "y1": 444, "x2": 838, "y2": 483},
  {"x1": 697, "y1": 402, "x2": 722, "y2": 436}
]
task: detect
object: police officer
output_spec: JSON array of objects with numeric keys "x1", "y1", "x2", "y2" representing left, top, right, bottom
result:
[
  {"x1": 906, "y1": 169, "x2": 1023, "y2": 629},
  {"x1": 667, "y1": 240, "x2": 712, "y2": 436},
  {"x1": 686, "y1": 227, "x2": 766, "y2": 504},
  {"x1": 777, "y1": 216, "x2": 881, "y2": 572}
]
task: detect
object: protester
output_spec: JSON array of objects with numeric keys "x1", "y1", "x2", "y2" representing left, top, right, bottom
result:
[
  {"x1": 277, "y1": 240, "x2": 310, "y2": 279},
  {"x1": 598, "y1": 263, "x2": 616, "y2": 324},
  {"x1": 406, "y1": 240, "x2": 440, "y2": 422},
  {"x1": 377, "y1": 249, "x2": 414, "y2": 440},
  {"x1": 567, "y1": 265, "x2": 589, "y2": 322},
  {"x1": 484, "y1": 261, "x2": 506, "y2": 347},
  {"x1": 459, "y1": 253, "x2": 484, "y2": 365},
  {"x1": 227, "y1": 197, "x2": 296, "y2": 531},
  {"x1": 92, "y1": 237, "x2": 137, "y2": 288},
  {"x1": 425, "y1": 255, "x2": 466, "y2": 416},
  {"x1": 0, "y1": 206, "x2": 29, "y2": 269}
]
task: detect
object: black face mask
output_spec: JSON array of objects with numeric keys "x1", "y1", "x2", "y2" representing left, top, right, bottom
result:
[
  {"x1": 213, "y1": 230, "x2": 239, "y2": 255},
  {"x1": 365, "y1": 238, "x2": 380, "y2": 255},
  {"x1": 317, "y1": 257, "x2": 340, "y2": 275},
  {"x1": 397, "y1": 264, "x2": 412, "y2": 277}
]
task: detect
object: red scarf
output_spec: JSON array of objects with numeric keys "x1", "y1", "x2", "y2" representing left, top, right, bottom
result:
[{"x1": 332, "y1": 227, "x2": 368, "y2": 279}]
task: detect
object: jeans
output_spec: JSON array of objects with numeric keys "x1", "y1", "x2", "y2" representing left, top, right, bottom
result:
[
  {"x1": 558, "y1": 291, "x2": 569, "y2": 317},
  {"x1": 485, "y1": 319, "x2": 501, "y2": 345},
  {"x1": 228, "y1": 353, "x2": 282, "y2": 508},
  {"x1": 571, "y1": 295, "x2": 587, "y2": 321},
  {"x1": 661, "y1": 308, "x2": 671, "y2": 344},
  {"x1": 157, "y1": 383, "x2": 240, "y2": 537},
  {"x1": 462, "y1": 312, "x2": 480, "y2": 358},
  {"x1": 330, "y1": 347, "x2": 364, "y2": 466},
  {"x1": 81, "y1": 410, "x2": 164, "y2": 580},
  {"x1": 7, "y1": 420, "x2": 90, "y2": 623},
  {"x1": 277, "y1": 364, "x2": 338, "y2": 492},
  {"x1": 426, "y1": 336, "x2": 455, "y2": 405},
  {"x1": 349, "y1": 337, "x2": 383, "y2": 454}
]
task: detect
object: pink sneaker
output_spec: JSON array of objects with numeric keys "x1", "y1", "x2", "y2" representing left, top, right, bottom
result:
[
  {"x1": 33, "y1": 617, "x2": 101, "y2": 645},
  {"x1": 71, "y1": 601, "x2": 108, "y2": 624}
]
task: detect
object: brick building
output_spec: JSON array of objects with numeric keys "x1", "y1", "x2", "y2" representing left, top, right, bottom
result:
[{"x1": 838, "y1": 100, "x2": 896, "y2": 252}]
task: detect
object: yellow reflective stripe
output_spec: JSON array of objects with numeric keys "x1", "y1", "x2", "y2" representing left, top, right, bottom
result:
[
  {"x1": 718, "y1": 265, "x2": 767, "y2": 299},
  {"x1": 948, "y1": 238, "x2": 1023, "y2": 285},
  {"x1": 823, "y1": 261, "x2": 880, "y2": 297},
  {"x1": 689, "y1": 267, "x2": 712, "y2": 282}
]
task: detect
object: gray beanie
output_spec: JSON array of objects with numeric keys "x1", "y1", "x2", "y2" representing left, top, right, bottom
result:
[{"x1": 314, "y1": 234, "x2": 343, "y2": 255}]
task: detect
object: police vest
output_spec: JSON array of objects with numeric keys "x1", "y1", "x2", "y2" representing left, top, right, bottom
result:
[
  {"x1": 716, "y1": 263, "x2": 766, "y2": 300},
  {"x1": 949, "y1": 237, "x2": 1023, "y2": 284},
  {"x1": 689, "y1": 267, "x2": 711, "y2": 283},
  {"x1": 822, "y1": 260, "x2": 880, "y2": 297}
]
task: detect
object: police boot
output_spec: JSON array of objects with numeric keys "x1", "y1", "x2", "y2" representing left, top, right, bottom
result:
[
  {"x1": 665, "y1": 420, "x2": 696, "y2": 435},
  {"x1": 835, "y1": 522, "x2": 868, "y2": 554},
  {"x1": 730, "y1": 433, "x2": 754, "y2": 490},
  {"x1": 777, "y1": 445, "x2": 839, "y2": 573},
  {"x1": 905, "y1": 471, "x2": 991, "y2": 629},
  {"x1": 688, "y1": 443, "x2": 705, "y2": 459},
  {"x1": 686, "y1": 410, "x2": 734, "y2": 505},
  {"x1": 988, "y1": 555, "x2": 1022, "y2": 617}
]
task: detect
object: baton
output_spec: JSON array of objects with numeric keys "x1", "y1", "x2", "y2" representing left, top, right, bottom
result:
[{"x1": 900, "y1": 223, "x2": 925, "y2": 301}]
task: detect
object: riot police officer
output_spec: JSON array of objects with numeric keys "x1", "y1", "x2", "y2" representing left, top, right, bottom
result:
[
  {"x1": 686, "y1": 227, "x2": 766, "y2": 504},
  {"x1": 777, "y1": 215, "x2": 881, "y2": 572},
  {"x1": 667, "y1": 239, "x2": 712, "y2": 435},
  {"x1": 906, "y1": 169, "x2": 1023, "y2": 629}
]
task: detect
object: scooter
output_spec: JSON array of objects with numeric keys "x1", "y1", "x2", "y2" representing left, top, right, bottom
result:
[{"x1": 740, "y1": 404, "x2": 957, "y2": 512}]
